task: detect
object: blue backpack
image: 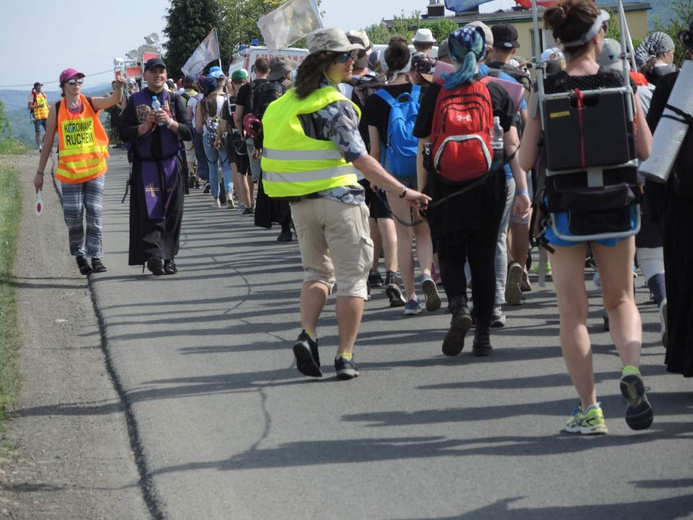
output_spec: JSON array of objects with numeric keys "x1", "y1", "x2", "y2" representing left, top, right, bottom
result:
[{"x1": 376, "y1": 84, "x2": 421, "y2": 177}]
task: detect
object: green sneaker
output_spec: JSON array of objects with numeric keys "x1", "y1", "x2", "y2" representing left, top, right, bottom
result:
[
  {"x1": 620, "y1": 366, "x2": 654, "y2": 431},
  {"x1": 533, "y1": 262, "x2": 551, "y2": 276},
  {"x1": 565, "y1": 403, "x2": 608, "y2": 435}
]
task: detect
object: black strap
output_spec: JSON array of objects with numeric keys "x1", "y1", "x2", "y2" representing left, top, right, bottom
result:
[
  {"x1": 662, "y1": 104, "x2": 693, "y2": 125},
  {"x1": 427, "y1": 146, "x2": 519, "y2": 209}
]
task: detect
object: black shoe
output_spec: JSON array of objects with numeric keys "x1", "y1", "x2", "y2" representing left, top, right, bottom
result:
[
  {"x1": 164, "y1": 260, "x2": 178, "y2": 275},
  {"x1": 442, "y1": 308, "x2": 473, "y2": 356},
  {"x1": 203, "y1": 182, "x2": 211, "y2": 194},
  {"x1": 242, "y1": 207, "x2": 254, "y2": 215},
  {"x1": 384, "y1": 271, "x2": 405, "y2": 307},
  {"x1": 368, "y1": 270, "x2": 384, "y2": 288},
  {"x1": 277, "y1": 230, "x2": 292, "y2": 242},
  {"x1": 76, "y1": 256, "x2": 93, "y2": 276},
  {"x1": 91, "y1": 258, "x2": 107, "y2": 273},
  {"x1": 472, "y1": 334, "x2": 493, "y2": 357},
  {"x1": 188, "y1": 176, "x2": 196, "y2": 189},
  {"x1": 146, "y1": 257, "x2": 165, "y2": 276},
  {"x1": 335, "y1": 355, "x2": 360, "y2": 380},
  {"x1": 293, "y1": 330, "x2": 322, "y2": 378}
]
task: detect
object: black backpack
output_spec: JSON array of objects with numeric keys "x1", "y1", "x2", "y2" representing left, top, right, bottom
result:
[{"x1": 249, "y1": 80, "x2": 286, "y2": 120}]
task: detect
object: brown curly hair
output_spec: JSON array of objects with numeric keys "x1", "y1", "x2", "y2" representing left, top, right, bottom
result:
[
  {"x1": 294, "y1": 51, "x2": 342, "y2": 99},
  {"x1": 544, "y1": 0, "x2": 600, "y2": 57}
]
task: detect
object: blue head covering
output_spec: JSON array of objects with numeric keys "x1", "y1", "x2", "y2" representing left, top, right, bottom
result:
[
  {"x1": 204, "y1": 76, "x2": 219, "y2": 97},
  {"x1": 442, "y1": 27, "x2": 486, "y2": 90}
]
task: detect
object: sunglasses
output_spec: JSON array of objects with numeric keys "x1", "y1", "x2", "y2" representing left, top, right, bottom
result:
[
  {"x1": 67, "y1": 78, "x2": 84, "y2": 86},
  {"x1": 335, "y1": 50, "x2": 356, "y2": 63}
]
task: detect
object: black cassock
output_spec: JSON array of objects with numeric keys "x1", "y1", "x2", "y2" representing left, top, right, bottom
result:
[
  {"x1": 647, "y1": 71, "x2": 693, "y2": 377},
  {"x1": 119, "y1": 89, "x2": 193, "y2": 266}
]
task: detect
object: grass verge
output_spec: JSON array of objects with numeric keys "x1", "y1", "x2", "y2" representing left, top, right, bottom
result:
[
  {"x1": 0, "y1": 139, "x2": 28, "y2": 156},
  {"x1": 0, "y1": 164, "x2": 23, "y2": 416}
]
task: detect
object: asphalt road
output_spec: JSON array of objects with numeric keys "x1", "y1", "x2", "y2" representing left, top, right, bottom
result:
[{"x1": 91, "y1": 150, "x2": 692, "y2": 519}]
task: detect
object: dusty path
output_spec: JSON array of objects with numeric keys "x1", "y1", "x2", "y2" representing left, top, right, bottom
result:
[{"x1": 0, "y1": 153, "x2": 147, "y2": 519}]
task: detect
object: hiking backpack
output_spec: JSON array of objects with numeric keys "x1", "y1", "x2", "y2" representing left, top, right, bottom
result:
[
  {"x1": 249, "y1": 80, "x2": 286, "y2": 120},
  {"x1": 375, "y1": 84, "x2": 421, "y2": 178},
  {"x1": 429, "y1": 79, "x2": 495, "y2": 184}
]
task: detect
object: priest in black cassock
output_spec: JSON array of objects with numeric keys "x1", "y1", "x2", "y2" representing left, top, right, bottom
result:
[{"x1": 119, "y1": 59, "x2": 193, "y2": 275}]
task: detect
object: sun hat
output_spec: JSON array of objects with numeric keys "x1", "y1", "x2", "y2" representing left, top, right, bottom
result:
[
  {"x1": 412, "y1": 28, "x2": 436, "y2": 44},
  {"x1": 597, "y1": 38, "x2": 630, "y2": 72},
  {"x1": 267, "y1": 56, "x2": 298, "y2": 81},
  {"x1": 464, "y1": 21, "x2": 494, "y2": 49},
  {"x1": 307, "y1": 28, "x2": 364, "y2": 55}
]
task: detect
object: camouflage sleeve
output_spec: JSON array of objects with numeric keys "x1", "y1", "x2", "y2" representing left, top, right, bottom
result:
[{"x1": 315, "y1": 100, "x2": 367, "y2": 163}]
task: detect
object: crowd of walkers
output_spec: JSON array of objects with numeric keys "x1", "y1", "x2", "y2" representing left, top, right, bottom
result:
[{"x1": 33, "y1": 0, "x2": 692, "y2": 435}]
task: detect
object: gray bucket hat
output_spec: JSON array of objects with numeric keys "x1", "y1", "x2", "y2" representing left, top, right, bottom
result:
[
  {"x1": 267, "y1": 56, "x2": 298, "y2": 81},
  {"x1": 307, "y1": 28, "x2": 365, "y2": 55}
]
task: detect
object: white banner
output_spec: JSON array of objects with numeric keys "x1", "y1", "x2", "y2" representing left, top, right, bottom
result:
[
  {"x1": 181, "y1": 29, "x2": 221, "y2": 76},
  {"x1": 257, "y1": 0, "x2": 323, "y2": 53}
]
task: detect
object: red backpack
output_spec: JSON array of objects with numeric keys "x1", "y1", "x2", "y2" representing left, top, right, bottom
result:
[{"x1": 430, "y1": 78, "x2": 494, "y2": 184}]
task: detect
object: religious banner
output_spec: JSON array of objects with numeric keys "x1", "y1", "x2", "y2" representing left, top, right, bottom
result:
[{"x1": 258, "y1": 0, "x2": 322, "y2": 53}]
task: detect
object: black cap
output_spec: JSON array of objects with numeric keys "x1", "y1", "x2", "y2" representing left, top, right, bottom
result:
[
  {"x1": 491, "y1": 24, "x2": 520, "y2": 49},
  {"x1": 33, "y1": 82, "x2": 42, "y2": 88},
  {"x1": 144, "y1": 58, "x2": 167, "y2": 72}
]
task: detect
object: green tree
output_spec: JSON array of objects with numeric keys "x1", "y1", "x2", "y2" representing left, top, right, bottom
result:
[
  {"x1": 162, "y1": 0, "x2": 223, "y2": 79},
  {"x1": 654, "y1": 0, "x2": 693, "y2": 64},
  {"x1": 365, "y1": 11, "x2": 459, "y2": 45},
  {"x1": 0, "y1": 101, "x2": 10, "y2": 139}
]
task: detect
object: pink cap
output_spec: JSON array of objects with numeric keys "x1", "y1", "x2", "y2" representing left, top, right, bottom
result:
[{"x1": 59, "y1": 68, "x2": 85, "y2": 85}]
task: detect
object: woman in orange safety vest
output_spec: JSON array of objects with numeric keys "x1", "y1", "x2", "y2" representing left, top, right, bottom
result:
[{"x1": 34, "y1": 68, "x2": 125, "y2": 275}]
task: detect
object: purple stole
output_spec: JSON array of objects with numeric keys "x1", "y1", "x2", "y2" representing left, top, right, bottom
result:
[{"x1": 132, "y1": 90, "x2": 180, "y2": 220}]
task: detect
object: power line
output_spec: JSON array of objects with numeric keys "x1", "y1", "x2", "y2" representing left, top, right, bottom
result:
[{"x1": 0, "y1": 69, "x2": 114, "y2": 89}]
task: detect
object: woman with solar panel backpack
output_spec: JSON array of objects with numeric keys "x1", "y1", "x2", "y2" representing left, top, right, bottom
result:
[{"x1": 519, "y1": 0, "x2": 654, "y2": 435}]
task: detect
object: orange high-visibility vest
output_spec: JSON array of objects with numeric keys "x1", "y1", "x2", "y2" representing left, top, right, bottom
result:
[
  {"x1": 32, "y1": 92, "x2": 49, "y2": 120},
  {"x1": 56, "y1": 94, "x2": 110, "y2": 184}
]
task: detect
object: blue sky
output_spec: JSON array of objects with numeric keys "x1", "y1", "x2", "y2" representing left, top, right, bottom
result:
[{"x1": 0, "y1": 0, "x2": 513, "y2": 91}]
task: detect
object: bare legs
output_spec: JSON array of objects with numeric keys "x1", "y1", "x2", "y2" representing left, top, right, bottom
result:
[
  {"x1": 550, "y1": 237, "x2": 641, "y2": 411},
  {"x1": 299, "y1": 281, "x2": 363, "y2": 356}
]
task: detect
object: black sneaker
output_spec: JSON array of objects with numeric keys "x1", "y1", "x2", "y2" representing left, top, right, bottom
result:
[
  {"x1": 442, "y1": 308, "x2": 473, "y2": 356},
  {"x1": 76, "y1": 256, "x2": 93, "y2": 276},
  {"x1": 91, "y1": 258, "x2": 107, "y2": 273},
  {"x1": 242, "y1": 207, "x2": 254, "y2": 215},
  {"x1": 384, "y1": 271, "x2": 405, "y2": 307},
  {"x1": 146, "y1": 257, "x2": 165, "y2": 276},
  {"x1": 164, "y1": 260, "x2": 178, "y2": 275},
  {"x1": 293, "y1": 330, "x2": 322, "y2": 378},
  {"x1": 203, "y1": 182, "x2": 211, "y2": 194},
  {"x1": 620, "y1": 367, "x2": 654, "y2": 431},
  {"x1": 335, "y1": 355, "x2": 360, "y2": 380},
  {"x1": 472, "y1": 334, "x2": 493, "y2": 357},
  {"x1": 368, "y1": 270, "x2": 384, "y2": 288}
]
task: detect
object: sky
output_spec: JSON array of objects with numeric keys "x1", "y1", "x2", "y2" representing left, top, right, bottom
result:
[{"x1": 0, "y1": 0, "x2": 514, "y2": 91}]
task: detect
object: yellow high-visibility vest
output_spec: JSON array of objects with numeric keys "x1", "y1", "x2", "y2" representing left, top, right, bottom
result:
[
  {"x1": 261, "y1": 86, "x2": 360, "y2": 198},
  {"x1": 56, "y1": 95, "x2": 110, "y2": 184},
  {"x1": 32, "y1": 92, "x2": 49, "y2": 120}
]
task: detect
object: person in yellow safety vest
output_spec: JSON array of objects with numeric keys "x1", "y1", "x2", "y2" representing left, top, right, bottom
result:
[
  {"x1": 34, "y1": 68, "x2": 126, "y2": 276},
  {"x1": 28, "y1": 82, "x2": 50, "y2": 150},
  {"x1": 261, "y1": 28, "x2": 431, "y2": 380}
]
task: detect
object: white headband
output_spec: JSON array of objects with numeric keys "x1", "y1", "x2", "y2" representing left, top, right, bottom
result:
[{"x1": 562, "y1": 14, "x2": 603, "y2": 48}]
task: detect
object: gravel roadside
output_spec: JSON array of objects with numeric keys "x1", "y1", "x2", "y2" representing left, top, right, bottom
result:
[{"x1": 0, "y1": 154, "x2": 148, "y2": 519}]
